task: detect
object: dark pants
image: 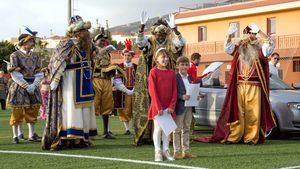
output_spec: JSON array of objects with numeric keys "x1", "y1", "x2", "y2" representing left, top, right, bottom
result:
[{"x1": 0, "y1": 99, "x2": 6, "y2": 110}]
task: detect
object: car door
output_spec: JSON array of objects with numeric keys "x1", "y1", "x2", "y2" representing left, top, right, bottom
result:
[{"x1": 195, "y1": 86, "x2": 226, "y2": 127}]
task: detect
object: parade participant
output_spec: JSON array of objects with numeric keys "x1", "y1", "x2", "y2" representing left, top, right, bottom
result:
[
  {"x1": 133, "y1": 11, "x2": 185, "y2": 145},
  {"x1": 39, "y1": 68, "x2": 51, "y2": 119},
  {"x1": 7, "y1": 29, "x2": 43, "y2": 144},
  {"x1": 92, "y1": 28, "x2": 126, "y2": 139},
  {"x1": 187, "y1": 52, "x2": 212, "y2": 85},
  {"x1": 187, "y1": 53, "x2": 201, "y2": 84},
  {"x1": 269, "y1": 52, "x2": 280, "y2": 78},
  {"x1": 113, "y1": 39, "x2": 136, "y2": 135},
  {"x1": 42, "y1": 15, "x2": 97, "y2": 150},
  {"x1": 0, "y1": 71, "x2": 8, "y2": 110},
  {"x1": 148, "y1": 48, "x2": 177, "y2": 161},
  {"x1": 195, "y1": 23, "x2": 276, "y2": 144}
]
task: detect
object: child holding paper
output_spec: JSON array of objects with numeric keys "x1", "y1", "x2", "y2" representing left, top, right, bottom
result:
[
  {"x1": 148, "y1": 48, "x2": 177, "y2": 162},
  {"x1": 173, "y1": 56, "x2": 199, "y2": 159}
]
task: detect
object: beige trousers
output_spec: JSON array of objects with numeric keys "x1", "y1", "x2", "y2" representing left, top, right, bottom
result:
[{"x1": 173, "y1": 107, "x2": 193, "y2": 153}]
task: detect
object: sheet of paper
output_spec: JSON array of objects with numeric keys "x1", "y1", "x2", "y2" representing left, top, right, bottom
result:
[
  {"x1": 184, "y1": 84, "x2": 200, "y2": 107},
  {"x1": 154, "y1": 109, "x2": 177, "y2": 136},
  {"x1": 202, "y1": 62, "x2": 223, "y2": 75}
]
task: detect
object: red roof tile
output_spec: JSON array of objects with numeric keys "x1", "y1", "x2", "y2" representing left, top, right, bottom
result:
[{"x1": 176, "y1": 0, "x2": 299, "y2": 19}]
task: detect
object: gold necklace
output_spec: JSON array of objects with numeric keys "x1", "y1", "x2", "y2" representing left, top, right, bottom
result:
[{"x1": 237, "y1": 57, "x2": 255, "y2": 81}]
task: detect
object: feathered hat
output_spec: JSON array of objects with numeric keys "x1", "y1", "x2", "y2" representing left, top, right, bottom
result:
[
  {"x1": 93, "y1": 27, "x2": 108, "y2": 42},
  {"x1": 66, "y1": 15, "x2": 91, "y2": 36},
  {"x1": 18, "y1": 26, "x2": 38, "y2": 46},
  {"x1": 122, "y1": 39, "x2": 135, "y2": 56}
]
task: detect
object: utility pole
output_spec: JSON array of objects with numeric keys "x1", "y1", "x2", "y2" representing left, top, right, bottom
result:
[{"x1": 68, "y1": 0, "x2": 72, "y2": 25}]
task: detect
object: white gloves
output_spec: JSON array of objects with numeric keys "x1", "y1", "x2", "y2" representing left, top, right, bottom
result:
[
  {"x1": 50, "y1": 81, "x2": 59, "y2": 91},
  {"x1": 126, "y1": 88, "x2": 134, "y2": 96},
  {"x1": 26, "y1": 84, "x2": 35, "y2": 94},
  {"x1": 166, "y1": 13, "x2": 176, "y2": 29},
  {"x1": 96, "y1": 45, "x2": 116, "y2": 58},
  {"x1": 32, "y1": 72, "x2": 44, "y2": 87},
  {"x1": 248, "y1": 23, "x2": 260, "y2": 34},
  {"x1": 113, "y1": 78, "x2": 134, "y2": 96},
  {"x1": 228, "y1": 23, "x2": 238, "y2": 35},
  {"x1": 25, "y1": 72, "x2": 44, "y2": 94},
  {"x1": 140, "y1": 11, "x2": 149, "y2": 25},
  {"x1": 11, "y1": 71, "x2": 28, "y2": 88},
  {"x1": 105, "y1": 45, "x2": 116, "y2": 52}
]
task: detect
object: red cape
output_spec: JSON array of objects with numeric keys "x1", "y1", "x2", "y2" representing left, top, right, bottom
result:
[{"x1": 194, "y1": 46, "x2": 276, "y2": 143}]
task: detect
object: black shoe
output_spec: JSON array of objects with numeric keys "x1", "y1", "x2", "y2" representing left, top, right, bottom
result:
[
  {"x1": 28, "y1": 135, "x2": 40, "y2": 142},
  {"x1": 18, "y1": 134, "x2": 26, "y2": 140},
  {"x1": 12, "y1": 137, "x2": 19, "y2": 144},
  {"x1": 108, "y1": 131, "x2": 116, "y2": 136},
  {"x1": 33, "y1": 133, "x2": 42, "y2": 139},
  {"x1": 123, "y1": 130, "x2": 131, "y2": 135},
  {"x1": 224, "y1": 141, "x2": 233, "y2": 144},
  {"x1": 103, "y1": 133, "x2": 116, "y2": 139},
  {"x1": 73, "y1": 140, "x2": 89, "y2": 149},
  {"x1": 245, "y1": 141, "x2": 256, "y2": 145},
  {"x1": 50, "y1": 143, "x2": 64, "y2": 151}
]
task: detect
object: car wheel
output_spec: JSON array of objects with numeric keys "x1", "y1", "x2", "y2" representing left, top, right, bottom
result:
[{"x1": 265, "y1": 115, "x2": 280, "y2": 139}]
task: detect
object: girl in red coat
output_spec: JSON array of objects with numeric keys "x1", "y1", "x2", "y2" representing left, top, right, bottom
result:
[{"x1": 148, "y1": 48, "x2": 177, "y2": 161}]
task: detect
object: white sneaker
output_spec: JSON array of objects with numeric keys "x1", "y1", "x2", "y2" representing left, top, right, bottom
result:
[
  {"x1": 154, "y1": 150, "x2": 163, "y2": 162},
  {"x1": 163, "y1": 150, "x2": 175, "y2": 161}
]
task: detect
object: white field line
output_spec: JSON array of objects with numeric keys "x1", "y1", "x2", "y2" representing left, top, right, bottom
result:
[
  {"x1": 0, "y1": 150, "x2": 207, "y2": 169},
  {"x1": 279, "y1": 166, "x2": 300, "y2": 169}
]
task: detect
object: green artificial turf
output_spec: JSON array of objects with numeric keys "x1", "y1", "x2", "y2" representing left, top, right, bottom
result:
[{"x1": 0, "y1": 109, "x2": 300, "y2": 169}]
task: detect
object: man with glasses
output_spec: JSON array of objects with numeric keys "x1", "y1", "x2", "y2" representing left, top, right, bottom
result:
[{"x1": 269, "y1": 52, "x2": 280, "y2": 78}]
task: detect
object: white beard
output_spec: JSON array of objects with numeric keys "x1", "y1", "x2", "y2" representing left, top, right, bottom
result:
[{"x1": 238, "y1": 43, "x2": 259, "y2": 67}]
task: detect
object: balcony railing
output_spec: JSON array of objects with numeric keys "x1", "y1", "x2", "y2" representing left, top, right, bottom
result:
[{"x1": 185, "y1": 34, "x2": 300, "y2": 56}]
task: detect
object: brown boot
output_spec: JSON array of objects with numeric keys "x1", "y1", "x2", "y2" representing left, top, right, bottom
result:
[
  {"x1": 173, "y1": 152, "x2": 184, "y2": 160},
  {"x1": 183, "y1": 152, "x2": 196, "y2": 159}
]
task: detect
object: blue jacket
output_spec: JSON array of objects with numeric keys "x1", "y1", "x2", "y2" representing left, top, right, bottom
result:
[{"x1": 175, "y1": 73, "x2": 193, "y2": 116}]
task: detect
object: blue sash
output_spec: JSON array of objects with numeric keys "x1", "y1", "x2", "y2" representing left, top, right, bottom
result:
[{"x1": 68, "y1": 50, "x2": 94, "y2": 104}]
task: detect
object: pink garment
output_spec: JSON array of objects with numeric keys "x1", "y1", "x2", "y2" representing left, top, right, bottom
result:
[{"x1": 39, "y1": 79, "x2": 50, "y2": 120}]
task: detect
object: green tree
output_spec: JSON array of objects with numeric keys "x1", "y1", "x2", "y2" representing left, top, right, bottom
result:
[
  {"x1": 91, "y1": 18, "x2": 101, "y2": 39},
  {"x1": 34, "y1": 39, "x2": 50, "y2": 67},
  {"x1": 117, "y1": 41, "x2": 125, "y2": 50},
  {"x1": 111, "y1": 40, "x2": 118, "y2": 49},
  {"x1": 0, "y1": 41, "x2": 16, "y2": 72},
  {"x1": 91, "y1": 26, "x2": 101, "y2": 39}
]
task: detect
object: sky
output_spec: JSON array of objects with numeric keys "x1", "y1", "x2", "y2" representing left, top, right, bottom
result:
[{"x1": 0, "y1": 0, "x2": 211, "y2": 40}]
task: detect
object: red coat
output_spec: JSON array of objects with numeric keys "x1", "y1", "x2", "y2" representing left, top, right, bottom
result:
[
  {"x1": 148, "y1": 67, "x2": 177, "y2": 120},
  {"x1": 113, "y1": 63, "x2": 137, "y2": 109},
  {"x1": 187, "y1": 62, "x2": 198, "y2": 84},
  {"x1": 187, "y1": 62, "x2": 207, "y2": 85}
]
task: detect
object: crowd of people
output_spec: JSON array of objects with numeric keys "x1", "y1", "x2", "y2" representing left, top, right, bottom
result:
[{"x1": 0, "y1": 11, "x2": 280, "y2": 161}]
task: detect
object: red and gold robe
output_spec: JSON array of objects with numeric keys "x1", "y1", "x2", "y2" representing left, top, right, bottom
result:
[
  {"x1": 114, "y1": 63, "x2": 137, "y2": 122},
  {"x1": 194, "y1": 45, "x2": 276, "y2": 144}
]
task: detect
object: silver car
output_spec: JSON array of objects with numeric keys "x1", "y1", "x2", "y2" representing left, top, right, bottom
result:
[{"x1": 195, "y1": 72, "x2": 300, "y2": 139}]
